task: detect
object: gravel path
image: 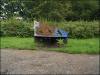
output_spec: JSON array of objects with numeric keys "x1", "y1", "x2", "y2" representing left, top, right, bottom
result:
[{"x1": 0, "y1": 49, "x2": 99, "y2": 74}]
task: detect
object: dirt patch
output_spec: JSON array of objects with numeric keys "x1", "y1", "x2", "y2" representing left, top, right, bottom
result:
[{"x1": 1, "y1": 49, "x2": 99, "y2": 74}]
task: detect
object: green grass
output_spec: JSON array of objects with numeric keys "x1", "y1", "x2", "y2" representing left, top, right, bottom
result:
[
  {"x1": 1, "y1": 37, "x2": 35, "y2": 50},
  {"x1": 1, "y1": 37, "x2": 99, "y2": 54},
  {"x1": 49, "y1": 38, "x2": 99, "y2": 54}
]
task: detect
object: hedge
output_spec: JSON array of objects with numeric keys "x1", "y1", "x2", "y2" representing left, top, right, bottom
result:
[
  {"x1": 0, "y1": 18, "x2": 99, "y2": 38},
  {"x1": 56, "y1": 21, "x2": 99, "y2": 38},
  {"x1": 0, "y1": 18, "x2": 34, "y2": 37}
]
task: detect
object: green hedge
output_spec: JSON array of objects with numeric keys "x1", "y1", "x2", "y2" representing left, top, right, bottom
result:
[
  {"x1": 0, "y1": 18, "x2": 34, "y2": 37},
  {"x1": 0, "y1": 18, "x2": 99, "y2": 38},
  {"x1": 56, "y1": 21, "x2": 99, "y2": 38}
]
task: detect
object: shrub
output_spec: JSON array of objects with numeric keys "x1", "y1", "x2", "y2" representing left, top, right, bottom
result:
[
  {"x1": 57, "y1": 21, "x2": 99, "y2": 38},
  {"x1": 0, "y1": 18, "x2": 34, "y2": 37},
  {"x1": 41, "y1": 20, "x2": 99, "y2": 38},
  {"x1": 0, "y1": 17, "x2": 99, "y2": 38},
  {"x1": 57, "y1": 39, "x2": 65, "y2": 47}
]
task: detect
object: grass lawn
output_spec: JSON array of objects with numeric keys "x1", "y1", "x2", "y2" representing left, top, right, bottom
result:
[
  {"x1": 0, "y1": 37, "x2": 35, "y2": 50},
  {"x1": 49, "y1": 39, "x2": 99, "y2": 54},
  {"x1": 0, "y1": 37, "x2": 99, "y2": 54}
]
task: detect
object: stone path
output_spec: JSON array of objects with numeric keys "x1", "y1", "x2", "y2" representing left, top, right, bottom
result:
[{"x1": 1, "y1": 49, "x2": 99, "y2": 74}]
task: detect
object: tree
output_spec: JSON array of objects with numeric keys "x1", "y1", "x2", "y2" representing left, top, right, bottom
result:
[
  {"x1": 70, "y1": 0, "x2": 99, "y2": 20},
  {"x1": 0, "y1": 0, "x2": 99, "y2": 21}
]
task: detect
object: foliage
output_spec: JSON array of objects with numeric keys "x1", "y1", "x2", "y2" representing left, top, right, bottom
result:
[
  {"x1": 0, "y1": 0, "x2": 99, "y2": 21},
  {"x1": 69, "y1": 0, "x2": 100, "y2": 20},
  {"x1": 56, "y1": 21, "x2": 99, "y2": 38},
  {"x1": 0, "y1": 18, "x2": 99, "y2": 38},
  {"x1": 39, "y1": 20, "x2": 99, "y2": 38},
  {"x1": 57, "y1": 39, "x2": 64, "y2": 47},
  {"x1": 0, "y1": 17, "x2": 34, "y2": 37}
]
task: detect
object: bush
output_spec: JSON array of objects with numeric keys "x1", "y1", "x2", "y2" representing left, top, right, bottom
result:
[
  {"x1": 0, "y1": 18, "x2": 99, "y2": 38},
  {"x1": 57, "y1": 39, "x2": 65, "y2": 47},
  {"x1": 0, "y1": 18, "x2": 34, "y2": 37},
  {"x1": 61, "y1": 21, "x2": 99, "y2": 38},
  {"x1": 49, "y1": 20, "x2": 99, "y2": 38}
]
